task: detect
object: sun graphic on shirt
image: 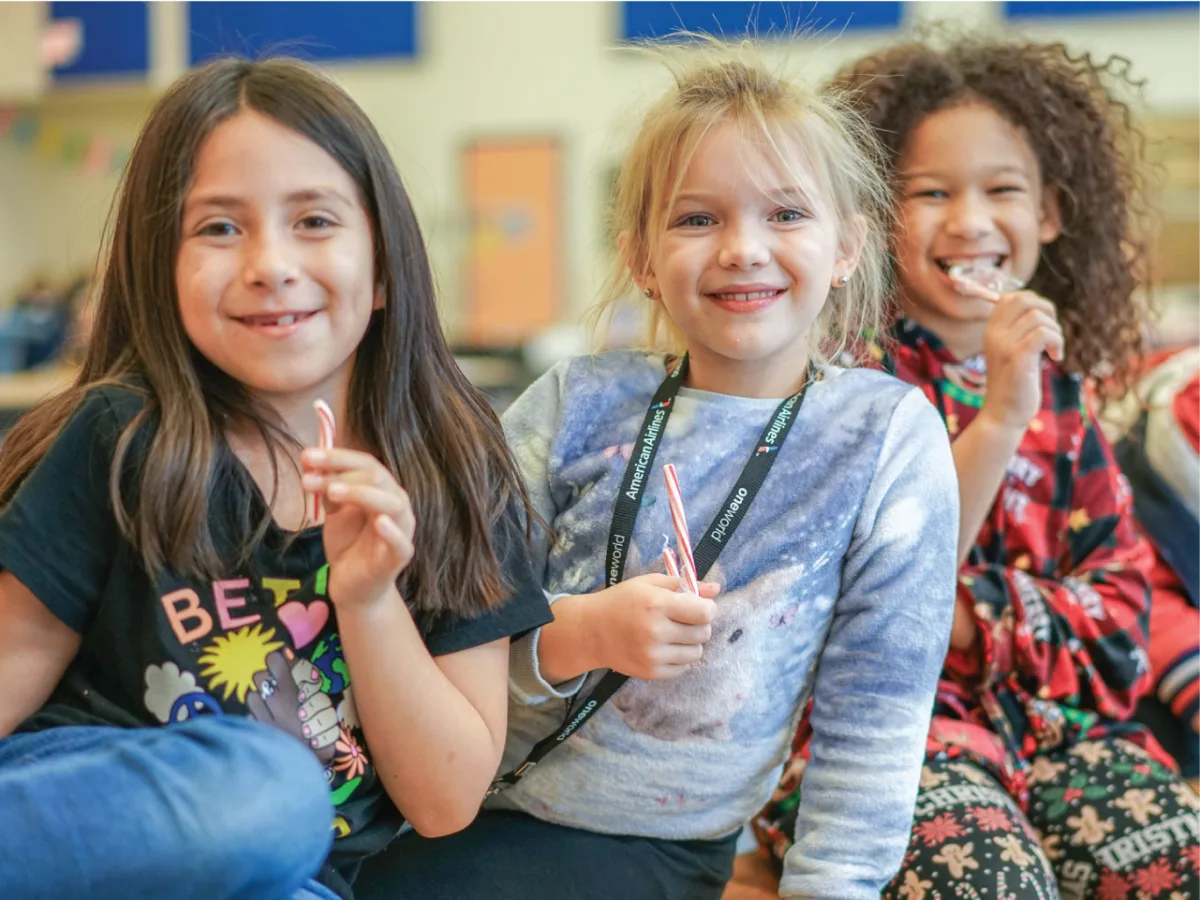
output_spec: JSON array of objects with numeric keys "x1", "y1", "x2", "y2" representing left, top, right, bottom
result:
[{"x1": 197, "y1": 623, "x2": 286, "y2": 703}]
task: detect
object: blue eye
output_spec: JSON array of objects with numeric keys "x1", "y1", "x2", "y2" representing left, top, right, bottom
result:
[
  {"x1": 772, "y1": 208, "x2": 808, "y2": 223},
  {"x1": 677, "y1": 213, "x2": 714, "y2": 228},
  {"x1": 913, "y1": 189, "x2": 948, "y2": 200}
]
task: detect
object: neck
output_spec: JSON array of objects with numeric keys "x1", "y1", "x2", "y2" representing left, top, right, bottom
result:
[
  {"x1": 899, "y1": 297, "x2": 985, "y2": 362},
  {"x1": 681, "y1": 347, "x2": 812, "y2": 399},
  {"x1": 243, "y1": 374, "x2": 354, "y2": 450}
]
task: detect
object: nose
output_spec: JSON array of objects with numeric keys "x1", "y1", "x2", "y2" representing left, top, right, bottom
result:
[
  {"x1": 944, "y1": 190, "x2": 994, "y2": 241},
  {"x1": 717, "y1": 219, "x2": 770, "y2": 270},
  {"x1": 241, "y1": 227, "x2": 298, "y2": 292}
]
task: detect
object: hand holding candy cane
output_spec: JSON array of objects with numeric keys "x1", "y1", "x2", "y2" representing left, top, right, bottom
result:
[{"x1": 302, "y1": 400, "x2": 415, "y2": 610}]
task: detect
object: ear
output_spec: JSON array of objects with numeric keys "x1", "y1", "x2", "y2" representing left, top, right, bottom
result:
[
  {"x1": 617, "y1": 230, "x2": 659, "y2": 300},
  {"x1": 1038, "y1": 185, "x2": 1062, "y2": 245},
  {"x1": 831, "y1": 214, "x2": 869, "y2": 288}
]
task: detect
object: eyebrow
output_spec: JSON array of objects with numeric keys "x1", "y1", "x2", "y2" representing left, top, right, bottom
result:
[
  {"x1": 673, "y1": 185, "x2": 814, "y2": 205},
  {"x1": 184, "y1": 187, "x2": 356, "y2": 213},
  {"x1": 900, "y1": 165, "x2": 1032, "y2": 182}
]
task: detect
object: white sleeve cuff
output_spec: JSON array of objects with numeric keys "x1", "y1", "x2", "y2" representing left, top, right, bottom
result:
[{"x1": 508, "y1": 592, "x2": 588, "y2": 704}]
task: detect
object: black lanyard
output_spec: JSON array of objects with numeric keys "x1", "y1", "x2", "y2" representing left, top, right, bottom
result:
[{"x1": 488, "y1": 355, "x2": 813, "y2": 796}]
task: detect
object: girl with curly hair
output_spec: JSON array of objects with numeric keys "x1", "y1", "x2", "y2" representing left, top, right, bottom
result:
[{"x1": 746, "y1": 36, "x2": 1200, "y2": 900}]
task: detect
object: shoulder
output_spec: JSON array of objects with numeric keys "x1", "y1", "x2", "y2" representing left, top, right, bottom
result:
[
  {"x1": 813, "y1": 365, "x2": 940, "y2": 431},
  {"x1": 555, "y1": 350, "x2": 666, "y2": 398},
  {"x1": 46, "y1": 382, "x2": 151, "y2": 459},
  {"x1": 420, "y1": 502, "x2": 552, "y2": 656},
  {"x1": 503, "y1": 350, "x2": 665, "y2": 434}
]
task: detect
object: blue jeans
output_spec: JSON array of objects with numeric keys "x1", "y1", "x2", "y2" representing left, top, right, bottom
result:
[{"x1": 0, "y1": 716, "x2": 340, "y2": 900}]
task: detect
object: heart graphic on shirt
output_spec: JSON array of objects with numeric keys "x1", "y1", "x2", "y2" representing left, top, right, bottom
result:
[{"x1": 277, "y1": 600, "x2": 330, "y2": 650}]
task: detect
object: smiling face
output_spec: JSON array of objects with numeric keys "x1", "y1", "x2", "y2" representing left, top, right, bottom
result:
[
  {"x1": 640, "y1": 120, "x2": 856, "y2": 398},
  {"x1": 892, "y1": 101, "x2": 1061, "y2": 356},
  {"x1": 175, "y1": 109, "x2": 380, "y2": 414}
]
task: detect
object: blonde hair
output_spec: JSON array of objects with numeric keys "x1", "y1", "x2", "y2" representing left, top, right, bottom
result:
[{"x1": 596, "y1": 38, "x2": 892, "y2": 367}]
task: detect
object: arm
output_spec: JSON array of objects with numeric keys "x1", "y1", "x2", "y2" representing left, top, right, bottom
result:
[
  {"x1": 0, "y1": 572, "x2": 81, "y2": 738},
  {"x1": 500, "y1": 363, "x2": 717, "y2": 695},
  {"x1": 952, "y1": 288, "x2": 1065, "y2": 567},
  {"x1": 957, "y1": 410, "x2": 1155, "y2": 720},
  {"x1": 780, "y1": 391, "x2": 959, "y2": 900},
  {"x1": 337, "y1": 588, "x2": 510, "y2": 837},
  {"x1": 0, "y1": 390, "x2": 128, "y2": 738},
  {"x1": 304, "y1": 443, "x2": 552, "y2": 837},
  {"x1": 951, "y1": 412, "x2": 1025, "y2": 566}
]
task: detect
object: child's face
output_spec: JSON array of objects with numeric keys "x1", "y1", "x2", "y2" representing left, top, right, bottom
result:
[
  {"x1": 176, "y1": 109, "x2": 380, "y2": 413},
  {"x1": 642, "y1": 121, "x2": 850, "y2": 394},
  {"x1": 892, "y1": 102, "x2": 1060, "y2": 339}
]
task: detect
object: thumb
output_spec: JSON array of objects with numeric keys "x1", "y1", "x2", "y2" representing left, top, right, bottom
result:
[{"x1": 635, "y1": 572, "x2": 687, "y2": 592}]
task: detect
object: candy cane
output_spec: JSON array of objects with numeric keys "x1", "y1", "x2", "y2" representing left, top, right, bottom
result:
[
  {"x1": 662, "y1": 545, "x2": 680, "y2": 579},
  {"x1": 662, "y1": 464, "x2": 701, "y2": 595},
  {"x1": 312, "y1": 399, "x2": 336, "y2": 522}
]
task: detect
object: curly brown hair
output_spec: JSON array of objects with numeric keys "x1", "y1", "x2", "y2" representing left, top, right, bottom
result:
[{"x1": 830, "y1": 35, "x2": 1156, "y2": 399}]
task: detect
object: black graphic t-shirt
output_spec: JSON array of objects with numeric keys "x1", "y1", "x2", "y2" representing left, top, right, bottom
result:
[{"x1": 0, "y1": 387, "x2": 552, "y2": 897}]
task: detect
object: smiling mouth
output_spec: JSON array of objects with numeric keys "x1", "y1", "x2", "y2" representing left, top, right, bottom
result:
[
  {"x1": 235, "y1": 311, "x2": 318, "y2": 327},
  {"x1": 707, "y1": 289, "x2": 785, "y2": 302},
  {"x1": 934, "y1": 255, "x2": 1006, "y2": 275}
]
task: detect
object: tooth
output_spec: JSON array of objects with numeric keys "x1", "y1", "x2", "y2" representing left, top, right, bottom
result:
[{"x1": 277, "y1": 315, "x2": 295, "y2": 326}]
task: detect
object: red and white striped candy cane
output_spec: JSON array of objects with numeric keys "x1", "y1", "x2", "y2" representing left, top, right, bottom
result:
[
  {"x1": 662, "y1": 545, "x2": 680, "y2": 579},
  {"x1": 662, "y1": 464, "x2": 701, "y2": 595},
  {"x1": 312, "y1": 399, "x2": 336, "y2": 522}
]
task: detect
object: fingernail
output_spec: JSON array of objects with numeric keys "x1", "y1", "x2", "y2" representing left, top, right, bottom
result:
[{"x1": 327, "y1": 483, "x2": 347, "y2": 498}]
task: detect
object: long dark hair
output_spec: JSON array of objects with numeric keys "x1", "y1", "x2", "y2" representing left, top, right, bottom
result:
[
  {"x1": 831, "y1": 36, "x2": 1153, "y2": 399},
  {"x1": 0, "y1": 57, "x2": 533, "y2": 618}
]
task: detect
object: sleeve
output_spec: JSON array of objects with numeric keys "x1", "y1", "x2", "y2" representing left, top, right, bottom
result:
[
  {"x1": 779, "y1": 390, "x2": 959, "y2": 900},
  {"x1": 957, "y1": 408, "x2": 1155, "y2": 720},
  {"x1": 499, "y1": 361, "x2": 589, "y2": 706},
  {"x1": 420, "y1": 500, "x2": 554, "y2": 658},
  {"x1": 0, "y1": 390, "x2": 132, "y2": 633}
]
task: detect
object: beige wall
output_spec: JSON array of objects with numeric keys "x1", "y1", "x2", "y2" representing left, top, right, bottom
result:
[{"x1": 0, "y1": 1, "x2": 1197, "y2": 336}]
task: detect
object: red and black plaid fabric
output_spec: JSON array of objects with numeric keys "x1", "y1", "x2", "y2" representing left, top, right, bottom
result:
[{"x1": 781, "y1": 319, "x2": 1166, "y2": 814}]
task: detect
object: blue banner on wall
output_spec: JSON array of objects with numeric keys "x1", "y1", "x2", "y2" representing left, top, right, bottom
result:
[
  {"x1": 50, "y1": 2, "x2": 150, "y2": 79},
  {"x1": 189, "y1": 1, "x2": 419, "y2": 66},
  {"x1": 1004, "y1": 1, "x2": 1198, "y2": 19},
  {"x1": 620, "y1": 2, "x2": 904, "y2": 41}
]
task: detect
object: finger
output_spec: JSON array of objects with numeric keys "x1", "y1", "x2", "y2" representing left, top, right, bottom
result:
[
  {"x1": 301, "y1": 447, "x2": 393, "y2": 477},
  {"x1": 649, "y1": 651, "x2": 706, "y2": 678},
  {"x1": 663, "y1": 592, "x2": 716, "y2": 626},
  {"x1": 324, "y1": 483, "x2": 415, "y2": 529},
  {"x1": 697, "y1": 581, "x2": 721, "y2": 599},
  {"x1": 1009, "y1": 306, "x2": 1060, "y2": 336},
  {"x1": 374, "y1": 515, "x2": 415, "y2": 566},
  {"x1": 661, "y1": 621, "x2": 712, "y2": 646},
  {"x1": 302, "y1": 468, "x2": 383, "y2": 493},
  {"x1": 990, "y1": 290, "x2": 1055, "y2": 329},
  {"x1": 1009, "y1": 314, "x2": 1063, "y2": 354},
  {"x1": 657, "y1": 641, "x2": 706, "y2": 667},
  {"x1": 1027, "y1": 325, "x2": 1064, "y2": 363},
  {"x1": 950, "y1": 275, "x2": 1000, "y2": 304},
  {"x1": 637, "y1": 573, "x2": 687, "y2": 592},
  {"x1": 1044, "y1": 327, "x2": 1065, "y2": 363},
  {"x1": 1012, "y1": 326, "x2": 1059, "y2": 365}
]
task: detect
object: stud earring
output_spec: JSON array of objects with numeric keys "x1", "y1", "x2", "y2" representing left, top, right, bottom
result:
[
  {"x1": 644, "y1": 288, "x2": 654, "y2": 298},
  {"x1": 836, "y1": 275, "x2": 849, "y2": 287}
]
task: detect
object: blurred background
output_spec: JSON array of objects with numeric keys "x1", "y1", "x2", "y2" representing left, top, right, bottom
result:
[{"x1": 0, "y1": 0, "x2": 1196, "y2": 425}]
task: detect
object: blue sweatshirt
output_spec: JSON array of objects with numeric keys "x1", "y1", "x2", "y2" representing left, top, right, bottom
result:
[{"x1": 493, "y1": 350, "x2": 959, "y2": 898}]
